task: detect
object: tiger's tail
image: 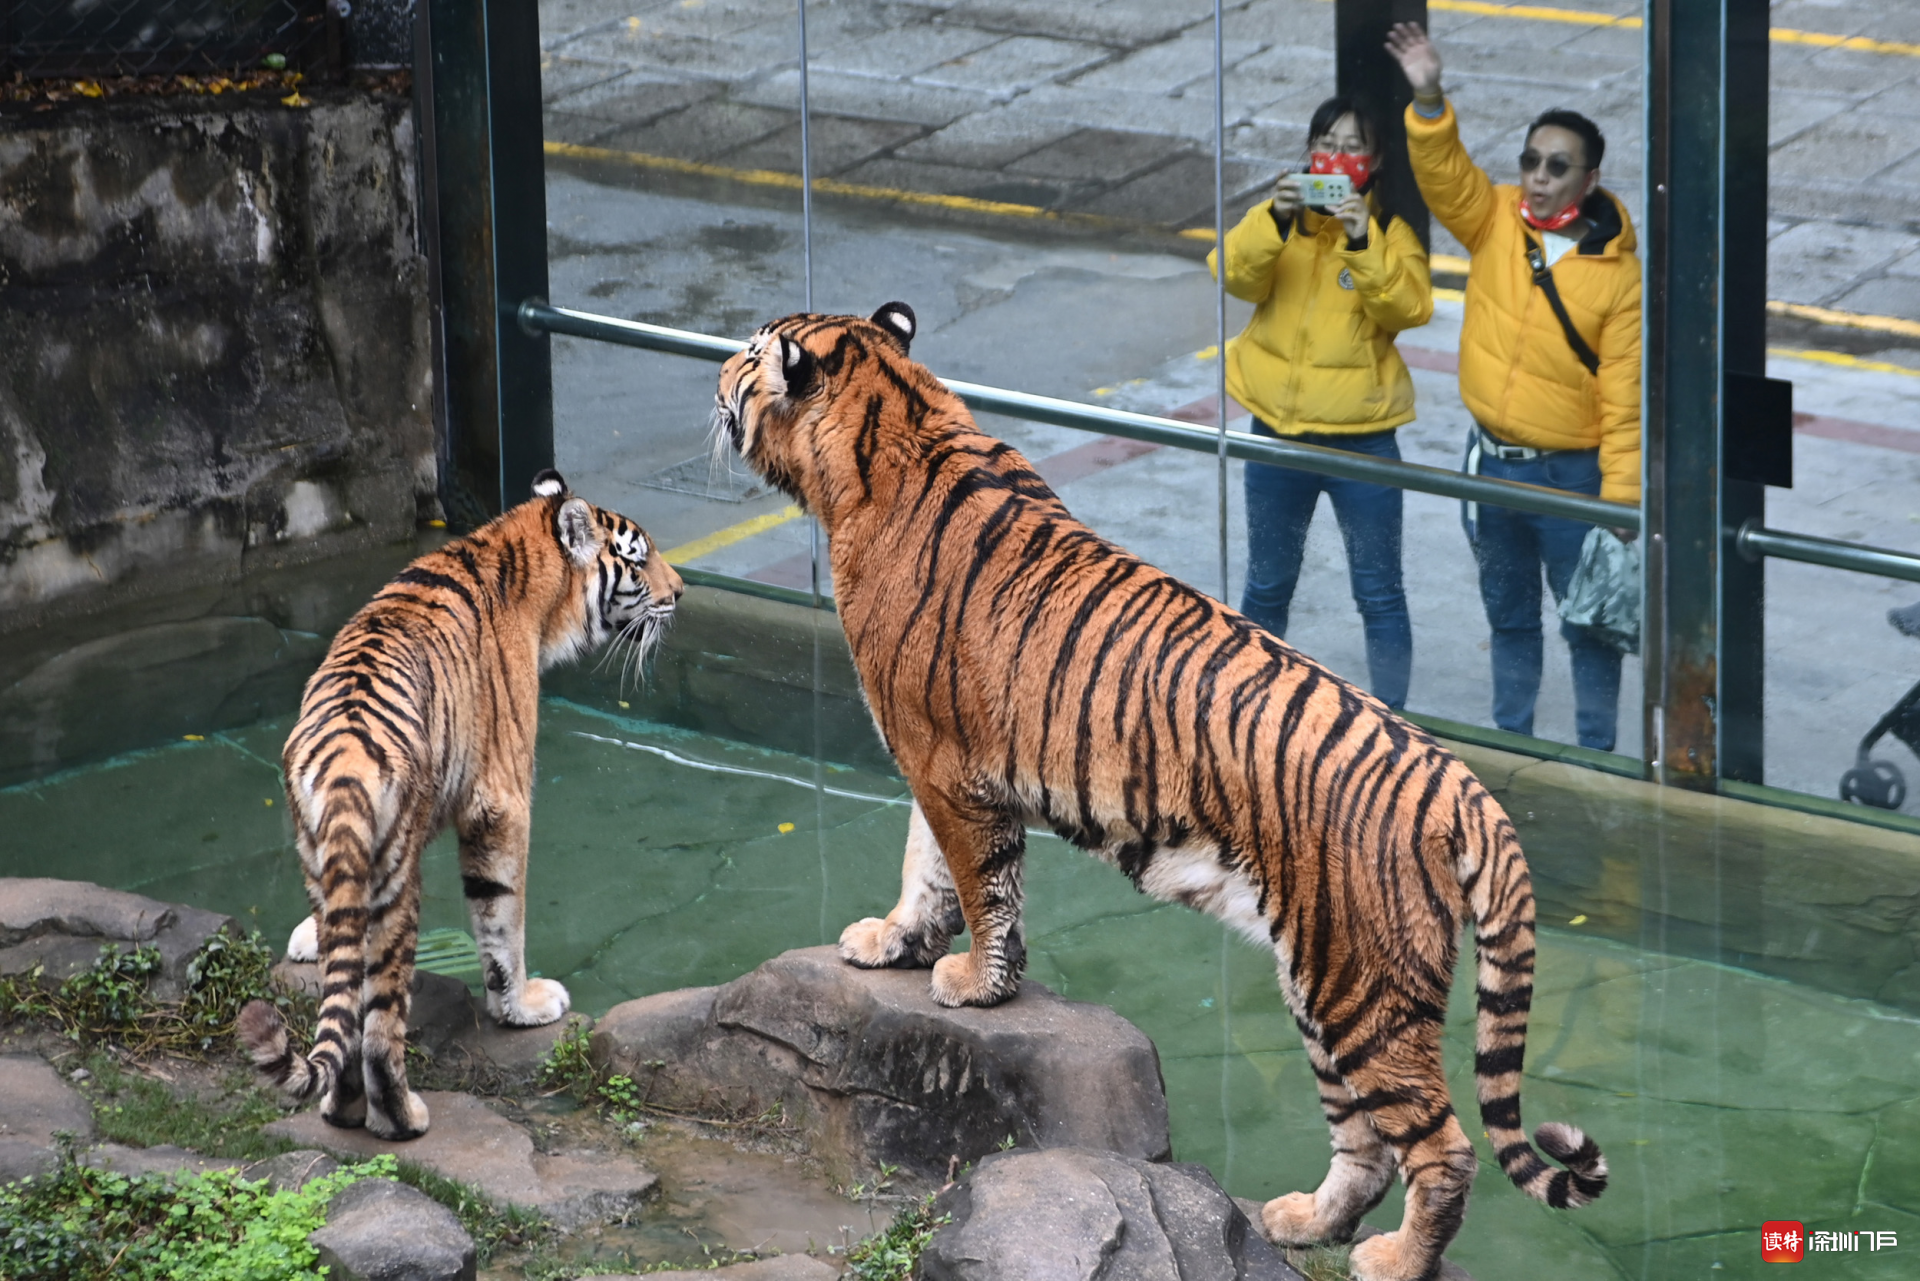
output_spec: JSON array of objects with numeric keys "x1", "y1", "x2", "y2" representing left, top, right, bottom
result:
[
  {"x1": 237, "y1": 794, "x2": 373, "y2": 1105},
  {"x1": 1466, "y1": 812, "x2": 1609, "y2": 1209}
]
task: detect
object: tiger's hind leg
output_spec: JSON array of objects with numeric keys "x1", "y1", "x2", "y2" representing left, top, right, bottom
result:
[
  {"x1": 840, "y1": 800, "x2": 964, "y2": 970},
  {"x1": 913, "y1": 786, "x2": 1027, "y2": 1008},
  {"x1": 1339, "y1": 1023, "x2": 1478, "y2": 1281},
  {"x1": 1261, "y1": 1037, "x2": 1398, "y2": 1247},
  {"x1": 458, "y1": 799, "x2": 570, "y2": 1027},
  {"x1": 360, "y1": 839, "x2": 430, "y2": 1141}
]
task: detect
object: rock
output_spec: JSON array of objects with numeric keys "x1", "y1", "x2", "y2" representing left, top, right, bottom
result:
[
  {"x1": 922, "y1": 1148, "x2": 1302, "y2": 1281},
  {"x1": 309, "y1": 1177, "x2": 476, "y2": 1281},
  {"x1": 270, "y1": 960, "x2": 580, "y2": 1081},
  {"x1": 0, "y1": 1054, "x2": 96, "y2": 1179},
  {"x1": 601, "y1": 1256, "x2": 843, "y2": 1281},
  {"x1": 0, "y1": 878, "x2": 232, "y2": 1000},
  {"x1": 592, "y1": 948, "x2": 1171, "y2": 1182},
  {"x1": 266, "y1": 1090, "x2": 658, "y2": 1228},
  {"x1": 82, "y1": 1143, "x2": 241, "y2": 1179}
]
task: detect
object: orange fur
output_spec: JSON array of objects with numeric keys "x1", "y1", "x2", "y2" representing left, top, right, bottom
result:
[
  {"x1": 238, "y1": 472, "x2": 681, "y2": 1139},
  {"x1": 714, "y1": 307, "x2": 1605, "y2": 1280}
]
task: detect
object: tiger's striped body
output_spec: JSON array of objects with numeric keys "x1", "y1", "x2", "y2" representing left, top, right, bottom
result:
[
  {"x1": 712, "y1": 307, "x2": 1605, "y2": 1281},
  {"x1": 238, "y1": 472, "x2": 682, "y2": 1140}
]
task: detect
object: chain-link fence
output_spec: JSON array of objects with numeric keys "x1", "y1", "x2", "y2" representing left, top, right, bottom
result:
[{"x1": 1, "y1": 0, "x2": 340, "y2": 80}]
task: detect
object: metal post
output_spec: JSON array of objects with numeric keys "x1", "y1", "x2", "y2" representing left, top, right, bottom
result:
[
  {"x1": 416, "y1": 0, "x2": 554, "y2": 526},
  {"x1": 1335, "y1": 0, "x2": 1430, "y2": 250}
]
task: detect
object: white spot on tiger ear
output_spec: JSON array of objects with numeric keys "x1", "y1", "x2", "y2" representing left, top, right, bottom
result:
[
  {"x1": 532, "y1": 469, "x2": 566, "y2": 498},
  {"x1": 557, "y1": 497, "x2": 599, "y2": 565},
  {"x1": 871, "y1": 301, "x2": 916, "y2": 350},
  {"x1": 762, "y1": 339, "x2": 791, "y2": 397}
]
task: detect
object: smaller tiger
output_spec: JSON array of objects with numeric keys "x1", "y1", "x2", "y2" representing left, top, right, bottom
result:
[{"x1": 239, "y1": 471, "x2": 681, "y2": 1140}]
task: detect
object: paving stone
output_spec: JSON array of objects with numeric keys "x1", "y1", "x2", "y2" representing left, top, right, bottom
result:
[
  {"x1": 1770, "y1": 89, "x2": 1859, "y2": 146},
  {"x1": 1008, "y1": 129, "x2": 1191, "y2": 183},
  {"x1": 598, "y1": 101, "x2": 799, "y2": 163},
  {"x1": 739, "y1": 69, "x2": 995, "y2": 128},
  {"x1": 919, "y1": 35, "x2": 1112, "y2": 94},
  {"x1": 811, "y1": 24, "x2": 1006, "y2": 79},
  {"x1": 1773, "y1": 119, "x2": 1920, "y2": 186},
  {"x1": 1069, "y1": 35, "x2": 1267, "y2": 96},
  {"x1": 836, "y1": 157, "x2": 1068, "y2": 208},
  {"x1": 81, "y1": 1143, "x2": 242, "y2": 1179},
  {"x1": 1072, "y1": 154, "x2": 1266, "y2": 226},
  {"x1": 721, "y1": 116, "x2": 930, "y2": 178},
  {"x1": 566, "y1": 25, "x2": 801, "y2": 82},
  {"x1": 1016, "y1": 82, "x2": 1222, "y2": 143},
  {"x1": 1767, "y1": 221, "x2": 1920, "y2": 307},
  {"x1": 893, "y1": 105, "x2": 1079, "y2": 169},
  {"x1": 0, "y1": 1054, "x2": 94, "y2": 1147},
  {"x1": 310, "y1": 1177, "x2": 476, "y2": 1281},
  {"x1": 545, "y1": 75, "x2": 725, "y2": 128},
  {"x1": 1833, "y1": 277, "x2": 1920, "y2": 323},
  {"x1": 539, "y1": 54, "x2": 634, "y2": 105},
  {"x1": 266, "y1": 1091, "x2": 658, "y2": 1228},
  {"x1": 940, "y1": 0, "x2": 1202, "y2": 48}
]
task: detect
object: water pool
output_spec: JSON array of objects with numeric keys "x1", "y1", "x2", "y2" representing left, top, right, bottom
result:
[{"x1": 6, "y1": 586, "x2": 1919, "y2": 1281}]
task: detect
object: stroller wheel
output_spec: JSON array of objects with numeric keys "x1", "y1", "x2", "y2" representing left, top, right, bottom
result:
[{"x1": 1841, "y1": 761, "x2": 1907, "y2": 810}]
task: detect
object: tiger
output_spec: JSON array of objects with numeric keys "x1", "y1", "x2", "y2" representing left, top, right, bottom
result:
[
  {"x1": 238, "y1": 470, "x2": 682, "y2": 1141},
  {"x1": 710, "y1": 304, "x2": 1607, "y2": 1281}
]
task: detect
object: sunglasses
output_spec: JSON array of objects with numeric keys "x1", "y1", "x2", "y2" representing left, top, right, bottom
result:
[{"x1": 1519, "y1": 150, "x2": 1590, "y2": 178}]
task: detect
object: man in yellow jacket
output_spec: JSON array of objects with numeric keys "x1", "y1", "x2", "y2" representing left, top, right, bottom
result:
[
  {"x1": 1209, "y1": 96, "x2": 1432, "y2": 708},
  {"x1": 1389, "y1": 22, "x2": 1641, "y2": 752}
]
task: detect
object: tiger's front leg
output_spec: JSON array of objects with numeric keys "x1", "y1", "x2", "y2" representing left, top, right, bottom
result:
[
  {"x1": 840, "y1": 800, "x2": 965, "y2": 969},
  {"x1": 457, "y1": 799, "x2": 571, "y2": 1028},
  {"x1": 911, "y1": 788, "x2": 1027, "y2": 1008}
]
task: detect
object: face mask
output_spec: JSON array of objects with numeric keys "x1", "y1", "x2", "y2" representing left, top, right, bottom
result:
[
  {"x1": 1309, "y1": 150, "x2": 1375, "y2": 191},
  {"x1": 1521, "y1": 195, "x2": 1584, "y2": 232}
]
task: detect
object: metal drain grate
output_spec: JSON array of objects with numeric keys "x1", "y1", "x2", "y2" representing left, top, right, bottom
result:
[{"x1": 635, "y1": 454, "x2": 768, "y2": 503}]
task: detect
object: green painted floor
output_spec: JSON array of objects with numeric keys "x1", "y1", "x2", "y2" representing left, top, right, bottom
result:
[{"x1": 5, "y1": 699, "x2": 1917, "y2": 1280}]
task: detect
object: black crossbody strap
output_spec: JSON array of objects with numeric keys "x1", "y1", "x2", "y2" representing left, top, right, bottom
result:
[{"x1": 1524, "y1": 234, "x2": 1600, "y2": 377}]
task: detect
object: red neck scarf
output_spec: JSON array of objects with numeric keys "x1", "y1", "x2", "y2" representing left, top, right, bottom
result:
[{"x1": 1521, "y1": 195, "x2": 1584, "y2": 232}]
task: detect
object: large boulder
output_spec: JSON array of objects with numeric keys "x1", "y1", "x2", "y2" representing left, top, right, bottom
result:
[
  {"x1": 308, "y1": 1177, "x2": 476, "y2": 1281},
  {"x1": 591, "y1": 947, "x2": 1170, "y2": 1182},
  {"x1": 0, "y1": 878, "x2": 232, "y2": 1000},
  {"x1": 921, "y1": 1148, "x2": 1302, "y2": 1281},
  {"x1": 0, "y1": 1054, "x2": 95, "y2": 1182}
]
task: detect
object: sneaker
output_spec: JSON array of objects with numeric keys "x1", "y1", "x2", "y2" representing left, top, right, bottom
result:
[{"x1": 1891, "y1": 602, "x2": 1920, "y2": 638}]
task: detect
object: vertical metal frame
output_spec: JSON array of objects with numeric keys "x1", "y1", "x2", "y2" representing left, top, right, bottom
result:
[
  {"x1": 1645, "y1": 0, "x2": 1769, "y2": 788},
  {"x1": 416, "y1": 0, "x2": 554, "y2": 526}
]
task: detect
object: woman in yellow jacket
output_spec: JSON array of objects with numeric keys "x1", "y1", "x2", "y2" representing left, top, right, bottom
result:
[
  {"x1": 1209, "y1": 96, "x2": 1432, "y2": 709},
  {"x1": 1389, "y1": 22, "x2": 1642, "y2": 752}
]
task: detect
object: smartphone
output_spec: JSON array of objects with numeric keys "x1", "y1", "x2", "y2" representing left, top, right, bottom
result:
[{"x1": 1290, "y1": 172, "x2": 1353, "y2": 207}]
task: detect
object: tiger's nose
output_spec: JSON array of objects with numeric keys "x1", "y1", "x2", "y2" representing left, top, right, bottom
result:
[{"x1": 667, "y1": 565, "x2": 686, "y2": 602}]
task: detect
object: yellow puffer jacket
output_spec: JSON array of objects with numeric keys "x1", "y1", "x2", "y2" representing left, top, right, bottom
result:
[
  {"x1": 1405, "y1": 101, "x2": 1643, "y2": 504},
  {"x1": 1207, "y1": 197, "x2": 1432, "y2": 436}
]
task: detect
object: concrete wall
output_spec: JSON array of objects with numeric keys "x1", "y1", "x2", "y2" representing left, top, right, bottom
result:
[{"x1": 0, "y1": 85, "x2": 433, "y2": 633}]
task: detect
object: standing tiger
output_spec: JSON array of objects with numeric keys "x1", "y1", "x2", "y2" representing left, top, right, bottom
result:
[
  {"x1": 711, "y1": 305, "x2": 1606, "y2": 1281},
  {"x1": 239, "y1": 471, "x2": 682, "y2": 1140}
]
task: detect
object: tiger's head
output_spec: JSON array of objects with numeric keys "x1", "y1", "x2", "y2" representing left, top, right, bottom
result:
[
  {"x1": 531, "y1": 469, "x2": 683, "y2": 679},
  {"x1": 710, "y1": 302, "x2": 921, "y2": 514}
]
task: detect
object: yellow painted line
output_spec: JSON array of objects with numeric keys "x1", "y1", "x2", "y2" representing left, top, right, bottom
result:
[
  {"x1": 661, "y1": 504, "x2": 804, "y2": 564},
  {"x1": 550, "y1": 144, "x2": 1920, "y2": 343},
  {"x1": 1433, "y1": 285, "x2": 1467, "y2": 303},
  {"x1": 1768, "y1": 300, "x2": 1920, "y2": 341},
  {"x1": 1392, "y1": 0, "x2": 1920, "y2": 57},
  {"x1": 1768, "y1": 347, "x2": 1920, "y2": 379}
]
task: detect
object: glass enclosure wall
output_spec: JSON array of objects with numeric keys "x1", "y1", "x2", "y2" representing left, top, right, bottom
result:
[{"x1": 537, "y1": 0, "x2": 1668, "y2": 765}]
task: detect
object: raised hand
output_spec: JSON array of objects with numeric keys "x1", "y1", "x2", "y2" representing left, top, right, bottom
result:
[{"x1": 1386, "y1": 22, "x2": 1443, "y2": 99}]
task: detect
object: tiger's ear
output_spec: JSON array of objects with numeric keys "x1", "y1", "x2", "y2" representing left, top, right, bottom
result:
[
  {"x1": 531, "y1": 469, "x2": 567, "y2": 498},
  {"x1": 766, "y1": 333, "x2": 817, "y2": 399},
  {"x1": 555, "y1": 497, "x2": 601, "y2": 566},
  {"x1": 870, "y1": 302, "x2": 915, "y2": 353}
]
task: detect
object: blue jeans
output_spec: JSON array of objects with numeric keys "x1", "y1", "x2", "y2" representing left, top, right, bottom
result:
[
  {"x1": 1467, "y1": 438, "x2": 1622, "y2": 751},
  {"x1": 1242, "y1": 424, "x2": 1412, "y2": 709}
]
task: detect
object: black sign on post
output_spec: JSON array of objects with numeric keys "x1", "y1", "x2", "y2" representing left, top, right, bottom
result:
[{"x1": 1724, "y1": 372, "x2": 1794, "y2": 489}]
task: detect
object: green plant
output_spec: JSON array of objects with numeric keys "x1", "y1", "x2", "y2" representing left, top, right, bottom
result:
[
  {"x1": 534, "y1": 1016, "x2": 600, "y2": 1102},
  {"x1": 598, "y1": 1074, "x2": 646, "y2": 1123},
  {"x1": 1284, "y1": 1243, "x2": 1355, "y2": 1281},
  {"x1": 995, "y1": 1133, "x2": 1017, "y2": 1151},
  {"x1": 0, "y1": 1139, "x2": 393, "y2": 1280},
  {"x1": 842, "y1": 1193, "x2": 948, "y2": 1281},
  {"x1": 60, "y1": 944, "x2": 163, "y2": 1032},
  {"x1": 87, "y1": 1061, "x2": 294, "y2": 1162}
]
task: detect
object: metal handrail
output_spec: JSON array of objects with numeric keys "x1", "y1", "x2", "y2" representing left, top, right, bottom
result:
[
  {"x1": 519, "y1": 300, "x2": 1920, "y2": 584},
  {"x1": 518, "y1": 301, "x2": 1637, "y2": 528},
  {"x1": 1737, "y1": 520, "x2": 1920, "y2": 585}
]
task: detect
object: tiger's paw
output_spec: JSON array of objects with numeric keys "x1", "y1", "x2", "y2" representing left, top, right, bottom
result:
[
  {"x1": 286, "y1": 915, "x2": 319, "y2": 963},
  {"x1": 1260, "y1": 1192, "x2": 1331, "y2": 1246},
  {"x1": 499, "y1": 977, "x2": 571, "y2": 1028},
  {"x1": 839, "y1": 917, "x2": 947, "y2": 969},
  {"x1": 930, "y1": 951, "x2": 1017, "y2": 1008},
  {"x1": 1348, "y1": 1230, "x2": 1421, "y2": 1281},
  {"x1": 367, "y1": 1090, "x2": 430, "y2": 1142}
]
